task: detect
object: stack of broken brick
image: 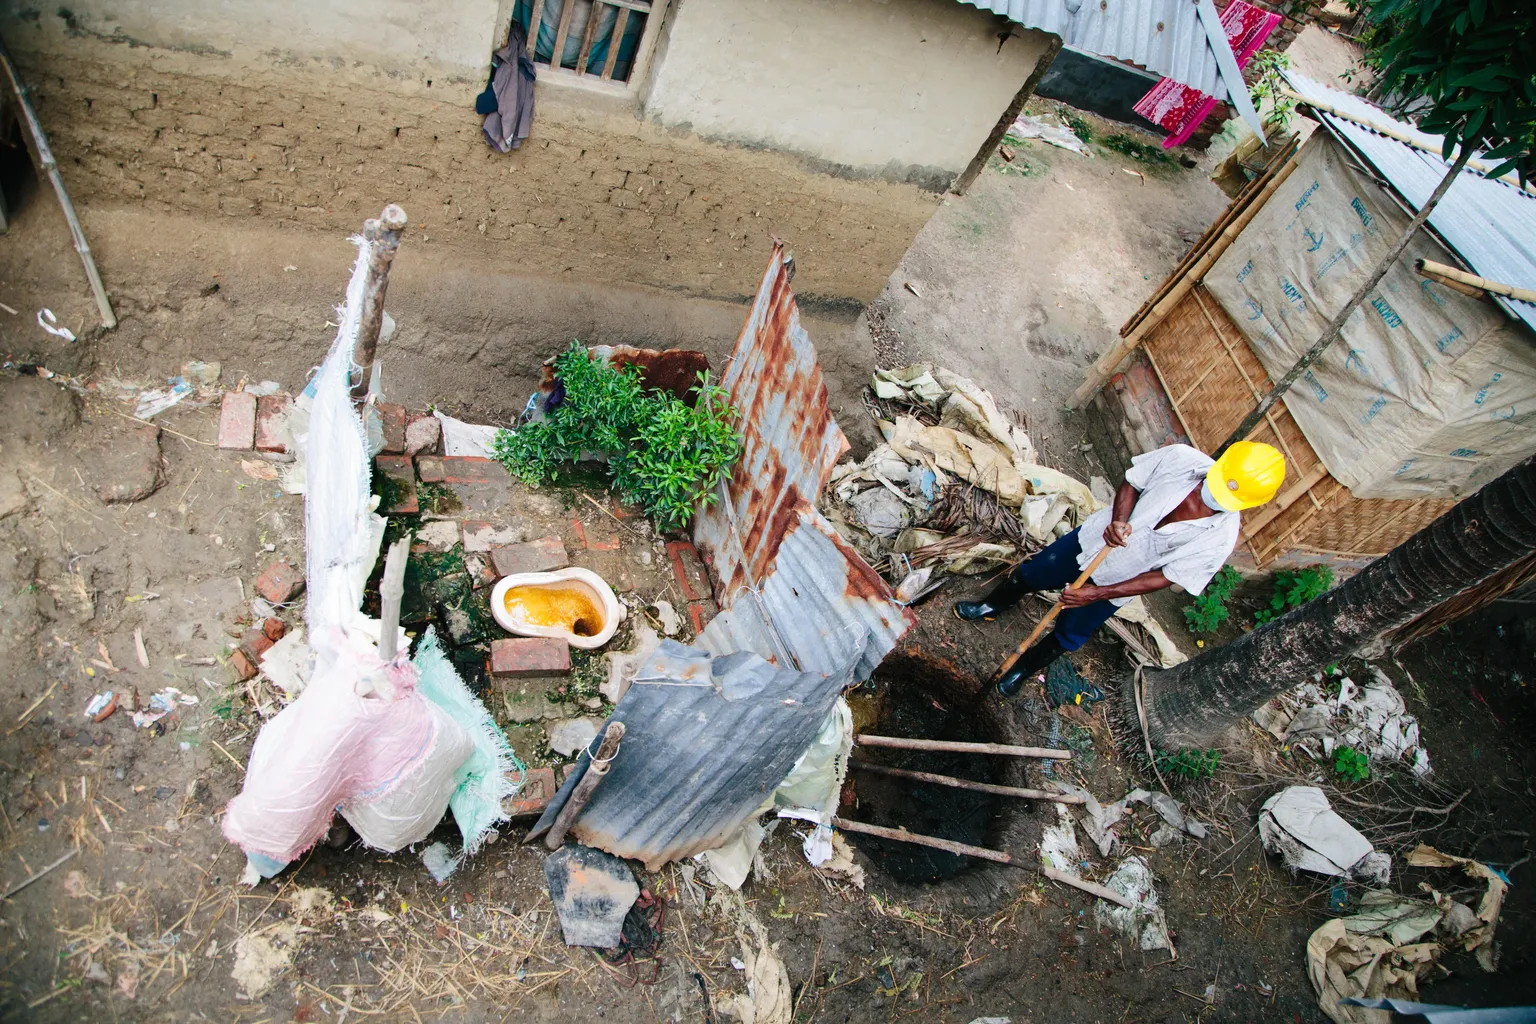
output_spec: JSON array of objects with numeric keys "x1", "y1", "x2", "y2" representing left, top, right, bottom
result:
[
  {"x1": 227, "y1": 560, "x2": 304, "y2": 681},
  {"x1": 217, "y1": 390, "x2": 294, "y2": 453}
]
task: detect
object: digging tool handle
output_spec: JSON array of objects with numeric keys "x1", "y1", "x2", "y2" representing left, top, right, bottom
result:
[
  {"x1": 993, "y1": 543, "x2": 1114, "y2": 681},
  {"x1": 543, "y1": 722, "x2": 625, "y2": 850},
  {"x1": 831, "y1": 817, "x2": 1136, "y2": 908},
  {"x1": 848, "y1": 760, "x2": 1084, "y2": 803},
  {"x1": 855, "y1": 734, "x2": 1070, "y2": 760}
]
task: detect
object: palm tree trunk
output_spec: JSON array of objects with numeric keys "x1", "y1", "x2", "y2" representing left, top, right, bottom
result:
[
  {"x1": 1131, "y1": 456, "x2": 1536, "y2": 749},
  {"x1": 1213, "y1": 145, "x2": 1474, "y2": 458}
]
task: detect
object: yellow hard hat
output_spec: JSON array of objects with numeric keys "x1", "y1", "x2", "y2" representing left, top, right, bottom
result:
[{"x1": 1206, "y1": 441, "x2": 1286, "y2": 511}]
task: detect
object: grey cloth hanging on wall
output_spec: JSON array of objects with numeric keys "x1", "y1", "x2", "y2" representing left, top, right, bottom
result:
[{"x1": 482, "y1": 21, "x2": 536, "y2": 153}]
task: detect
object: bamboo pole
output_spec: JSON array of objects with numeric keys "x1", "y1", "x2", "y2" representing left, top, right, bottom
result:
[
  {"x1": 830, "y1": 817, "x2": 1136, "y2": 908},
  {"x1": 1416, "y1": 258, "x2": 1536, "y2": 303},
  {"x1": 1068, "y1": 155, "x2": 1301, "y2": 409},
  {"x1": 854, "y1": 735, "x2": 1071, "y2": 760},
  {"x1": 0, "y1": 39, "x2": 116, "y2": 329},
  {"x1": 540, "y1": 722, "x2": 625, "y2": 850},
  {"x1": 847, "y1": 760, "x2": 1084, "y2": 804},
  {"x1": 994, "y1": 544, "x2": 1112, "y2": 681},
  {"x1": 352, "y1": 205, "x2": 408, "y2": 400}
]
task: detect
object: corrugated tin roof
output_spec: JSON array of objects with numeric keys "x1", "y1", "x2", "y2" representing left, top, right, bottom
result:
[
  {"x1": 1285, "y1": 71, "x2": 1536, "y2": 333},
  {"x1": 959, "y1": 0, "x2": 1224, "y2": 95},
  {"x1": 530, "y1": 642, "x2": 856, "y2": 870}
]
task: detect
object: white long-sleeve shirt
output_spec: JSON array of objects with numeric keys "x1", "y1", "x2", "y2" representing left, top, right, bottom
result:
[{"x1": 1076, "y1": 445, "x2": 1241, "y2": 606}]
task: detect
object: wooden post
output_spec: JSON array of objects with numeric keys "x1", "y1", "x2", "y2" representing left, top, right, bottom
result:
[
  {"x1": 376, "y1": 532, "x2": 412, "y2": 663},
  {"x1": 352, "y1": 204, "x2": 408, "y2": 400},
  {"x1": 854, "y1": 735, "x2": 1071, "y2": 760},
  {"x1": 953, "y1": 35, "x2": 1063, "y2": 196},
  {"x1": 831, "y1": 817, "x2": 1136, "y2": 908},
  {"x1": 0, "y1": 39, "x2": 117, "y2": 329},
  {"x1": 848, "y1": 760, "x2": 1085, "y2": 804},
  {"x1": 541, "y1": 722, "x2": 625, "y2": 850}
]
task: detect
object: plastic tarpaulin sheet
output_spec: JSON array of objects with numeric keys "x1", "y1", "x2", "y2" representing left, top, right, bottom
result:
[{"x1": 1205, "y1": 134, "x2": 1536, "y2": 499}]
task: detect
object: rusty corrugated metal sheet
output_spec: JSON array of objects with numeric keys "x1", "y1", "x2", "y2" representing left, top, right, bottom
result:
[
  {"x1": 693, "y1": 242, "x2": 915, "y2": 677},
  {"x1": 696, "y1": 244, "x2": 851, "y2": 601},
  {"x1": 530, "y1": 642, "x2": 856, "y2": 869}
]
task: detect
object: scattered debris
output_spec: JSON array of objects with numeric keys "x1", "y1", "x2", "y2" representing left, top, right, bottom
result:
[
  {"x1": 1254, "y1": 666, "x2": 1431, "y2": 776},
  {"x1": 903, "y1": 281, "x2": 923, "y2": 298},
  {"x1": 548, "y1": 717, "x2": 604, "y2": 757},
  {"x1": 1007, "y1": 113, "x2": 1090, "y2": 155},
  {"x1": 603, "y1": 621, "x2": 660, "y2": 704},
  {"x1": 435, "y1": 411, "x2": 501, "y2": 458},
  {"x1": 420, "y1": 841, "x2": 459, "y2": 883},
  {"x1": 258, "y1": 628, "x2": 310, "y2": 697},
  {"x1": 1053, "y1": 783, "x2": 1206, "y2": 856},
  {"x1": 651, "y1": 599, "x2": 683, "y2": 636},
  {"x1": 543, "y1": 844, "x2": 640, "y2": 948},
  {"x1": 36, "y1": 307, "x2": 75, "y2": 341},
  {"x1": 131, "y1": 687, "x2": 197, "y2": 728},
  {"x1": 134, "y1": 377, "x2": 193, "y2": 419},
  {"x1": 1405, "y1": 844, "x2": 1507, "y2": 971},
  {"x1": 1259, "y1": 786, "x2": 1391, "y2": 883},
  {"x1": 1094, "y1": 856, "x2": 1172, "y2": 952},
  {"x1": 231, "y1": 888, "x2": 332, "y2": 999}
]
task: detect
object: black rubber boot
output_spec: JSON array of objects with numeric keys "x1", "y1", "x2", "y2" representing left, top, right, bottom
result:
[
  {"x1": 997, "y1": 635, "x2": 1066, "y2": 698},
  {"x1": 953, "y1": 564, "x2": 1034, "y2": 622}
]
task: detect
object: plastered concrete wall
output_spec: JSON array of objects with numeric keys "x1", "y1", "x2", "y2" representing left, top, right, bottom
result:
[
  {"x1": 646, "y1": 0, "x2": 1051, "y2": 186},
  {"x1": 14, "y1": 0, "x2": 501, "y2": 86}
]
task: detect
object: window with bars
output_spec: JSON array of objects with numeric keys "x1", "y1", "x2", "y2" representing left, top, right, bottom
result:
[{"x1": 514, "y1": 0, "x2": 659, "y2": 85}]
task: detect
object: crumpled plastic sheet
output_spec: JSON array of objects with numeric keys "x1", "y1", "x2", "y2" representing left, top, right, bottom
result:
[
  {"x1": 1258, "y1": 786, "x2": 1391, "y2": 884},
  {"x1": 1254, "y1": 666, "x2": 1431, "y2": 777},
  {"x1": 1051, "y1": 783, "x2": 1207, "y2": 857}
]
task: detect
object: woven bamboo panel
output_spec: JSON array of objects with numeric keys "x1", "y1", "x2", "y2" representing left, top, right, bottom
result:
[{"x1": 1139, "y1": 285, "x2": 1441, "y2": 565}]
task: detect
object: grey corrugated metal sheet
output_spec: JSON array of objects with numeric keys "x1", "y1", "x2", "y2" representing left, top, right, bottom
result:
[
  {"x1": 531, "y1": 642, "x2": 856, "y2": 870},
  {"x1": 1285, "y1": 71, "x2": 1536, "y2": 333},
  {"x1": 959, "y1": 0, "x2": 1222, "y2": 95},
  {"x1": 696, "y1": 507, "x2": 914, "y2": 680}
]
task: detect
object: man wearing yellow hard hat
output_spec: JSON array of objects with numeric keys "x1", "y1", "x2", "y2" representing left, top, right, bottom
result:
[{"x1": 955, "y1": 441, "x2": 1286, "y2": 696}]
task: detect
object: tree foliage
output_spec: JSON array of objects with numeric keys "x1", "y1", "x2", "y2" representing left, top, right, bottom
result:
[{"x1": 1360, "y1": 0, "x2": 1536, "y2": 182}]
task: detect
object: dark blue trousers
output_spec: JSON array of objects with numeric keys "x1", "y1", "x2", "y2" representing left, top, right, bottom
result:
[{"x1": 1005, "y1": 529, "x2": 1119, "y2": 651}]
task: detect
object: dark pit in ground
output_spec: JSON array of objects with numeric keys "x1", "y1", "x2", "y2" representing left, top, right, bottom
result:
[{"x1": 842, "y1": 651, "x2": 1011, "y2": 883}]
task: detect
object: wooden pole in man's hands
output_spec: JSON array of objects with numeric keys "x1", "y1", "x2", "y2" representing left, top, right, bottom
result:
[{"x1": 992, "y1": 542, "x2": 1115, "y2": 682}]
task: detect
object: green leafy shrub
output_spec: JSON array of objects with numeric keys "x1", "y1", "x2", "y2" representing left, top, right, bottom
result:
[
  {"x1": 1056, "y1": 107, "x2": 1094, "y2": 142},
  {"x1": 1184, "y1": 565, "x2": 1242, "y2": 634},
  {"x1": 1155, "y1": 748, "x2": 1221, "y2": 780},
  {"x1": 1334, "y1": 745, "x2": 1370, "y2": 782},
  {"x1": 491, "y1": 343, "x2": 742, "y2": 531},
  {"x1": 1254, "y1": 564, "x2": 1334, "y2": 624},
  {"x1": 1102, "y1": 133, "x2": 1175, "y2": 165}
]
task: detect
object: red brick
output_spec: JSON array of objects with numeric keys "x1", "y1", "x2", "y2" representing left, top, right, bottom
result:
[
  {"x1": 688, "y1": 598, "x2": 719, "y2": 633},
  {"x1": 404, "y1": 413, "x2": 441, "y2": 456},
  {"x1": 241, "y1": 626, "x2": 275, "y2": 662},
  {"x1": 463, "y1": 521, "x2": 526, "y2": 553},
  {"x1": 254, "y1": 561, "x2": 305, "y2": 604},
  {"x1": 261, "y1": 617, "x2": 286, "y2": 641},
  {"x1": 374, "y1": 455, "x2": 419, "y2": 514},
  {"x1": 229, "y1": 648, "x2": 259, "y2": 682},
  {"x1": 667, "y1": 541, "x2": 712, "y2": 602},
  {"x1": 503, "y1": 767, "x2": 557, "y2": 818},
  {"x1": 254, "y1": 394, "x2": 292, "y2": 454},
  {"x1": 377, "y1": 403, "x2": 406, "y2": 454},
  {"x1": 415, "y1": 455, "x2": 505, "y2": 485},
  {"x1": 217, "y1": 392, "x2": 257, "y2": 450},
  {"x1": 490, "y1": 537, "x2": 569, "y2": 577},
  {"x1": 489, "y1": 637, "x2": 570, "y2": 677}
]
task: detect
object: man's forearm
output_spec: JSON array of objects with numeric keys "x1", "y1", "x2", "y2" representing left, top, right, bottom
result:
[
  {"x1": 1092, "y1": 570, "x2": 1169, "y2": 601},
  {"x1": 1112, "y1": 481, "x2": 1139, "y2": 523}
]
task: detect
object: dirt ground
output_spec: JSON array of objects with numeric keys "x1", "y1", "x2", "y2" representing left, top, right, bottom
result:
[{"x1": 2, "y1": 33, "x2": 1532, "y2": 1019}]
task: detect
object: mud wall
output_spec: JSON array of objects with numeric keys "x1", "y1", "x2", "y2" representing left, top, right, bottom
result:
[
  {"x1": 645, "y1": 0, "x2": 1052, "y2": 189},
  {"x1": 2, "y1": 11, "x2": 948, "y2": 312}
]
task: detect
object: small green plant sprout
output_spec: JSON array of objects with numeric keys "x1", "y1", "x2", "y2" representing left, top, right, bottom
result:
[
  {"x1": 1334, "y1": 745, "x2": 1370, "y2": 782},
  {"x1": 1248, "y1": 49, "x2": 1297, "y2": 131},
  {"x1": 1254, "y1": 564, "x2": 1334, "y2": 624},
  {"x1": 491, "y1": 342, "x2": 742, "y2": 532},
  {"x1": 1184, "y1": 565, "x2": 1242, "y2": 633},
  {"x1": 1155, "y1": 747, "x2": 1222, "y2": 780}
]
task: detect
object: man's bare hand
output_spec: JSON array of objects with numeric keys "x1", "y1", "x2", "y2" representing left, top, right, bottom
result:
[
  {"x1": 1060, "y1": 584, "x2": 1103, "y2": 608},
  {"x1": 1103, "y1": 520, "x2": 1132, "y2": 548}
]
